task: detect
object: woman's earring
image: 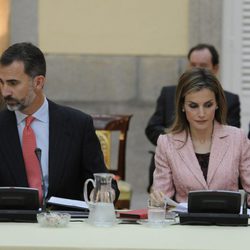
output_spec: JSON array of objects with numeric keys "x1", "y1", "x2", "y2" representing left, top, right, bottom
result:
[{"x1": 182, "y1": 108, "x2": 185, "y2": 112}]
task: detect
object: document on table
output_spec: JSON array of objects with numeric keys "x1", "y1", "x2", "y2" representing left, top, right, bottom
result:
[
  {"x1": 163, "y1": 196, "x2": 188, "y2": 213},
  {"x1": 169, "y1": 203, "x2": 188, "y2": 213},
  {"x1": 240, "y1": 207, "x2": 250, "y2": 215},
  {"x1": 47, "y1": 196, "x2": 89, "y2": 210}
]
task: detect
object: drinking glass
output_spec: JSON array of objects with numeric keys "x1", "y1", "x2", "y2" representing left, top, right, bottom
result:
[{"x1": 147, "y1": 198, "x2": 166, "y2": 224}]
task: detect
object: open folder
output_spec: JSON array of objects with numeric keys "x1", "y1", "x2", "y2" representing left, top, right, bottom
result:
[{"x1": 46, "y1": 196, "x2": 89, "y2": 218}]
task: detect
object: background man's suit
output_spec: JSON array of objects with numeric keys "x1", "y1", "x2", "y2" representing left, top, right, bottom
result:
[
  {"x1": 0, "y1": 100, "x2": 119, "y2": 201},
  {"x1": 145, "y1": 85, "x2": 241, "y2": 191}
]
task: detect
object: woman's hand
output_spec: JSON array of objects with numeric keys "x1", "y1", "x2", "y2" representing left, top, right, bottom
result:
[{"x1": 149, "y1": 190, "x2": 165, "y2": 206}]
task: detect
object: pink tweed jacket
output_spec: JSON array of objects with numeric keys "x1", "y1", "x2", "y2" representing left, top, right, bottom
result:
[{"x1": 153, "y1": 122, "x2": 250, "y2": 203}]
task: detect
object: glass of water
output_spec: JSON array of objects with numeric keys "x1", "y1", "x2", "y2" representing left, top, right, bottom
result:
[{"x1": 147, "y1": 198, "x2": 166, "y2": 225}]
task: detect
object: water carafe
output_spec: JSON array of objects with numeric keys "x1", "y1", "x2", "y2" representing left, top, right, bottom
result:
[{"x1": 84, "y1": 173, "x2": 116, "y2": 227}]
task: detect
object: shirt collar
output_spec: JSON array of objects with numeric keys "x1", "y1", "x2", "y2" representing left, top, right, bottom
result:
[{"x1": 15, "y1": 97, "x2": 49, "y2": 125}]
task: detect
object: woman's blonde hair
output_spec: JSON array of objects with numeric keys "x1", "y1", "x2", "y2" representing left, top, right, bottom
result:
[{"x1": 169, "y1": 68, "x2": 227, "y2": 138}]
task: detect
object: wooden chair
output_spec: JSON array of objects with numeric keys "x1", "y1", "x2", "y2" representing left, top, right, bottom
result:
[{"x1": 91, "y1": 114, "x2": 133, "y2": 209}]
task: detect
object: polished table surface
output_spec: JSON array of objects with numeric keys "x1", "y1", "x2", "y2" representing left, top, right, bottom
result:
[{"x1": 0, "y1": 220, "x2": 248, "y2": 250}]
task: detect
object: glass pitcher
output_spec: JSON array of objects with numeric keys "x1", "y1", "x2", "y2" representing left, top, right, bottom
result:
[{"x1": 83, "y1": 173, "x2": 116, "y2": 227}]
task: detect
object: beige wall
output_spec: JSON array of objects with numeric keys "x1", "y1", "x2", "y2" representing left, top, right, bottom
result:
[
  {"x1": 0, "y1": 0, "x2": 10, "y2": 54},
  {"x1": 39, "y1": 0, "x2": 188, "y2": 55}
]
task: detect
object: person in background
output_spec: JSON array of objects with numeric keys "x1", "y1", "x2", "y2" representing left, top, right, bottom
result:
[
  {"x1": 150, "y1": 68, "x2": 250, "y2": 204},
  {"x1": 0, "y1": 42, "x2": 119, "y2": 205},
  {"x1": 145, "y1": 43, "x2": 241, "y2": 192}
]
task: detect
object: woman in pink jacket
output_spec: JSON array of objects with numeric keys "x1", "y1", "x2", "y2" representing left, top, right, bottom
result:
[{"x1": 151, "y1": 67, "x2": 250, "y2": 203}]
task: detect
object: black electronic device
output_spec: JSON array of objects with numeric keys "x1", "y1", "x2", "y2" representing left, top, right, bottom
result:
[
  {"x1": 0, "y1": 187, "x2": 40, "y2": 222},
  {"x1": 179, "y1": 190, "x2": 249, "y2": 226},
  {"x1": 179, "y1": 212, "x2": 248, "y2": 226},
  {"x1": 188, "y1": 190, "x2": 241, "y2": 214},
  {"x1": 0, "y1": 209, "x2": 38, "y2": 222}
]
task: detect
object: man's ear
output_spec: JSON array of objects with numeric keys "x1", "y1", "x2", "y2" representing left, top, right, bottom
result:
[{"x1": 33, "y1": 75, "x2": 45, "y2": 89}]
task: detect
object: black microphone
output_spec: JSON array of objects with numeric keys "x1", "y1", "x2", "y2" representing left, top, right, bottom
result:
[{"x1": 35, "y1": 148, "x2": 46, "y2": 212}]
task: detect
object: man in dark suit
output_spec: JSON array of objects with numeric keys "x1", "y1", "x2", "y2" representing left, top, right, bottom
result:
[
  {"x1": 0, "y1": 42, "x2": 119, "y2": 204},
  {"x1": 145, "y1": 43, "x2": 241, "y2": 192}
]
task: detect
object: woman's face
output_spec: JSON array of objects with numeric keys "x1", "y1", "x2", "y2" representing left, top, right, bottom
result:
[{"x1": 183, "y1": 88, "x2": 217, "y2": 132}]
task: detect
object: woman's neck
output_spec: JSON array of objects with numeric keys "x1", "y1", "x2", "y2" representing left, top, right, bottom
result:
[{"x1": 190, "y1": 126, "x2": 213, "y2": 154}]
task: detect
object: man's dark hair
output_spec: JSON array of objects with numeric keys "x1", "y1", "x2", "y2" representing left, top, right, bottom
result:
[
  {"x1": 0, "y1": 42, "x2": 46, "y2": 77},
  {"x1": 187, "y1": 43, "x2": 219, "y2": 66}
]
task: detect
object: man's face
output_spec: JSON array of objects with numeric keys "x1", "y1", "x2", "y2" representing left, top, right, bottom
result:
[
  {"x1": 188, "y1": 48, "x2": 218, "y2": 74},
  {"x1": 0, "y1": 61, "x2": 38, "y2": 113}
]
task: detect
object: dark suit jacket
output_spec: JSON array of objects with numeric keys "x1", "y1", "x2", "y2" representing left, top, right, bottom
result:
[
  {"x1": 146, "y1": 85, "x2": 241, "y2": 146},
  {"x1": 0, "y1": 100, "x2": 119, "y2": 202}
]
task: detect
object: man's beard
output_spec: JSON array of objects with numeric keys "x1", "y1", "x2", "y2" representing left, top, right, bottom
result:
[{"x1": 4, "y1": 97, "x2": 26, "y2": 111}]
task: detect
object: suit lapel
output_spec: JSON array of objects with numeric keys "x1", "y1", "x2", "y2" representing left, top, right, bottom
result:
[
  {"x1": 0, "y1": 111, "x2": 28, "y2": 186},
  {"x1": 207, "y1": 123, "x2": 229, "y2": 186},
  {"x1": 173, "y1": 132, "x2": 207, "y2": 189},
  {"x1": 48, "y1": 101, "x2": 72, "y2": 193}
]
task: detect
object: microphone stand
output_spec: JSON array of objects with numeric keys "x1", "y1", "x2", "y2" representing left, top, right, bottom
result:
[{"x1": 35, "y1": 148, "x2": 46, "y2": 212}]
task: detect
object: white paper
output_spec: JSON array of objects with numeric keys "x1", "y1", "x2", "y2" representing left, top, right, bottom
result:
[
  {"x1": 171, "y1": 203, "x2": 188, "y2": 213},
  {"x1": 164, "y1": 196, "x2": 179, "y2": 207},
  {"x1": 240, "y1": 206, "x2": 250, "y2": 215},
  {"x1": 163, "y1": 196, "x2": 188, "y2": 212},
  {"x1": 47, "y1": 196, "x2": 89, "y2": 209}
]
